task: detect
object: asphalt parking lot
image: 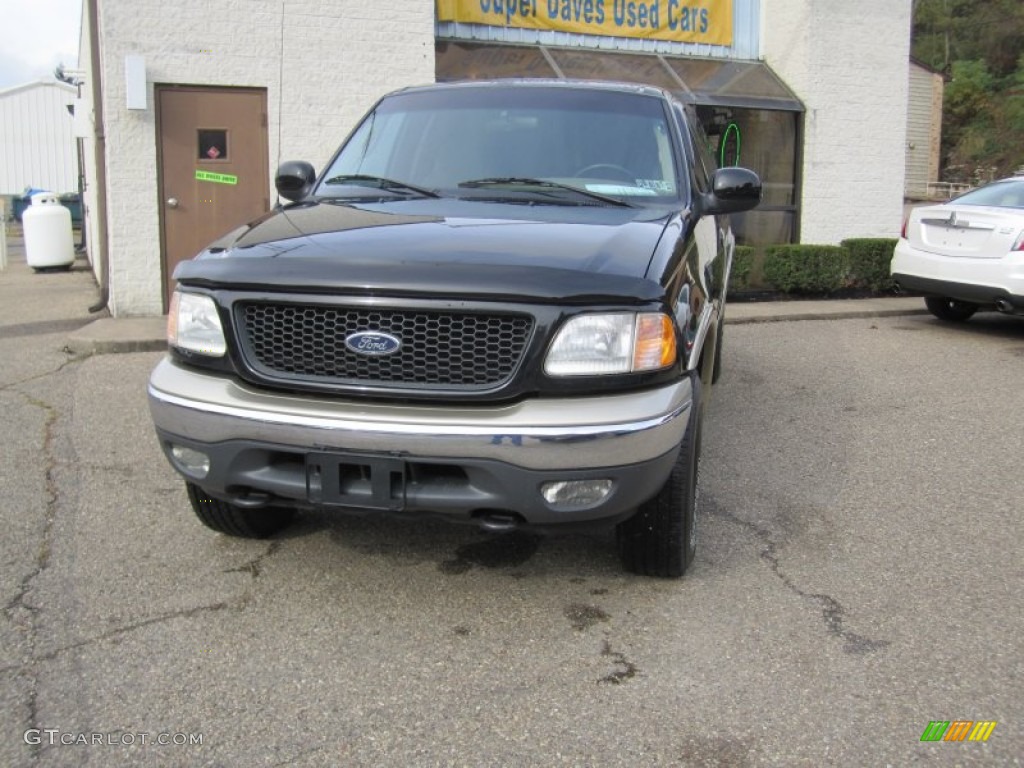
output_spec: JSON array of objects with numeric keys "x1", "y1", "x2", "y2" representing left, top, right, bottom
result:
[{"x1": 1, "y1": 254, "x2": 1021, "y2": 766}]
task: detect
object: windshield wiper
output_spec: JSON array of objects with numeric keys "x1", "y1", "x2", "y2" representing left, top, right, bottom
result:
[
  {"x1": 457, "y1": 177, "x2": 632, "y2": 207},
  {"x1": 322, "y1": 174, "x2": 440, "y2": 199}
]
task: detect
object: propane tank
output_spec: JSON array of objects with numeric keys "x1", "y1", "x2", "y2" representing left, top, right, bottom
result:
[{"x1": 24, "y1": 192, "x2": 75, "y2": 270}]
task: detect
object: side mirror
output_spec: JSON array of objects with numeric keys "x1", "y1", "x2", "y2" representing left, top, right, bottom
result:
[
  {"x1": 275, "y1": 161, "x2": 316, "y2": 203},
  {"x1": 702, "y1": 167, "x2": 762, "y2": 215}
]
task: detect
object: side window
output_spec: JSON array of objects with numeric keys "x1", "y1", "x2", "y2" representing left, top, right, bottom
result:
[
  {"x1": 679, "y1": 102, "x2": 720, "y2": 195},
  {"x1": 692, "y1": 119, "x2": 719, "y2": 181},
  {"x1": 673, "y1": 103, "x2": 712, "y2": 194}
]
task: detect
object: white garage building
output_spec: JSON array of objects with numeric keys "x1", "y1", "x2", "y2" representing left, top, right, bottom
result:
[
  {"x1": 0, "y1": 80, "x2": 78, "y2": 200},
  {"x1": 75, "y1": 0, "x2": 912, "y2": 316}
]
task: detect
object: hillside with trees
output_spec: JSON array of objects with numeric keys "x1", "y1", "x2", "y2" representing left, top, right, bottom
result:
[{"x1": 912, "y1": 0, "x2": 1024, "y2": 183}]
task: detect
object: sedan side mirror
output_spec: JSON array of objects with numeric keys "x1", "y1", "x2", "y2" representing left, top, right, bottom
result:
[
  {"x1": 702, "y1": 167, "x2": 762, "y2": 215},
  {"x1": 275, "y1": 161, "x2": 317, "y2": 203}
]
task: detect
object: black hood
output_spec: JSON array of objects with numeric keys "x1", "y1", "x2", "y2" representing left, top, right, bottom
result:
[{"x1": 174, "y1": 199, "x2": 676, "y2": 304}]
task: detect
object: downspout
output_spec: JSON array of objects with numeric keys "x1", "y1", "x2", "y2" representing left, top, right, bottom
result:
[{"x1": 86, "y1": 0, "x2": 110, "y2": 313}]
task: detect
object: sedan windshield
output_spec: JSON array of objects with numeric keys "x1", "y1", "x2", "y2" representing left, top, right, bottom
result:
[
  {"x1": 317, "y1": 85, "x2": 682, "y2": 206},
  {"x1": 952, "y1": 179, "x2": 1024, "y2": 209}
]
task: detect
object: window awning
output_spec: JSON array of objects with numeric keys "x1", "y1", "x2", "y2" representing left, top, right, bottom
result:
[{"x1": 436, "y1": 41, "x2": 803, "y2": 113}]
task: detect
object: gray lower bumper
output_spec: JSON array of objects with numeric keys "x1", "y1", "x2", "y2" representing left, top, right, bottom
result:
[{"x1": 148, "y1": 358, "x2": 692, "y2": 526}]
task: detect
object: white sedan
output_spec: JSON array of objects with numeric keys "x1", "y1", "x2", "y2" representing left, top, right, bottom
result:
[{"x1": 892, "y1": 177, "x2": 1024, "y2": 321}]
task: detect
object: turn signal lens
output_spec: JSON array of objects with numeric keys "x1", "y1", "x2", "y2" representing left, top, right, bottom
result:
[
  {"x1": 167, "y1": 291, "x2": 180, "y2": 343},
  {"x1": 633, "y1": 313, "x2": 677, "y2": 371}
]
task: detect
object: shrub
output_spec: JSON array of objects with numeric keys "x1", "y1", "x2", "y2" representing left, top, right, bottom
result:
[
  {"x1": 841, "y1": 238, "x2": 899, "y2": 292},
  {"x1": 729, "y1": 245, "x2": 756, "y2": 291},
  {"x1": 763, "y1": 245, "x2": 850, "y2": 294}
]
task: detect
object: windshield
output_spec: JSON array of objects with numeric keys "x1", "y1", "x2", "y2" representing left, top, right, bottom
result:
[
  {"x1": 952, "y1": 180, "x2": 1024, "y2": 209},
  {"x1": 317, "y1": 85, "x2": 683, "y2": 206}
]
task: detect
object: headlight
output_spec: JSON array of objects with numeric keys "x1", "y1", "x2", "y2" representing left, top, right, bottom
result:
[
  {"x1": 545, "y1": 312, "x2": 676, "y2": 376},
  {"x1": 168, "y1": 291, "x2": 227, "y2": 357}
]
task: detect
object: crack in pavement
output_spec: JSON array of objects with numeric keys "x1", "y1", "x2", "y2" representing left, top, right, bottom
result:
[
  {"x1": 223, "y1": 540, "x2": 283, "y2": 579},
  {"x1": 759, "y1": 539, "x2": 890, "y2": 655},
  {"x1": 271, "y1": 744, "x2": 331, "y2": 767},
  {"x1": 0, "y1": 352, "x2": 82, "y2": 393},
  {"x1": 2, "y1": 391, "x2": 60, "y2": 762},
  {"x1": 36, "y1": 602, "x2": 232, "y2": 663},
  {"x1": 0, "y1": 601, "x2": 233, "y2": 676},
  {"x1": 708, "y1": 499, "x2": 890, "y2": 655}
]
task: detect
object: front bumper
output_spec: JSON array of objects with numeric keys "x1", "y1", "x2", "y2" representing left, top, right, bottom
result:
[
  {"x1": 148, "y1": 358, "x2": 693, "y2": 527},
  {"x1": 891, "y1": 240, "x2": 1024, "y2": 309}
]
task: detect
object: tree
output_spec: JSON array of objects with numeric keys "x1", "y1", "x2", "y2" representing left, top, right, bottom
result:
[{"x1": 912, "y1": 0, "x2": 1024, "y2": 179}]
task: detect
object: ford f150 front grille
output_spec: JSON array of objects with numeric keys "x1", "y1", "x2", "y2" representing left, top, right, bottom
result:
[{"x1": 235, "y1": 302, "x2": 534, "y2": 390}]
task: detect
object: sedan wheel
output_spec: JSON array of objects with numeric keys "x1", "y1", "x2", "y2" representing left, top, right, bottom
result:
[{"x1": 925, "y1": 296, "x2": 978, "y2": 322}]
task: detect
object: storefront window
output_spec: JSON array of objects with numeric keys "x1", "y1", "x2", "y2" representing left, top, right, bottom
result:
[{"x1": 696, "y1": 106, "x2": 799, "y2": 245}]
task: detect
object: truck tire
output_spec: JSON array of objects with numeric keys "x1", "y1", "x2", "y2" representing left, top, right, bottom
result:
[
  {"x1": 617, "y1": 373, "x2": 702, "y2": 578},
  {"x1": 185, "y1": 482, "x2": 294, "y2": 538}
]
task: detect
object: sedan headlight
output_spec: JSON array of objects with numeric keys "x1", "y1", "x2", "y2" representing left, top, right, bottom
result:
[
  {"x1": 167, "y1": 291, "x2": 227, "y2": 357},
  {"x1": 545, "y1": 312, "x2": 676, "y2": 376}
]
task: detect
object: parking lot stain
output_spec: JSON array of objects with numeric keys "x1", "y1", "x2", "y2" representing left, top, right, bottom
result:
[
  {"x1": 452, "y1": 625, "x2": 471, "y2": 637},
  {"x1": 438, "y1": 532, "x2": 541, "y2": 574},
  {"x1": 565, "y1": 603, "x2": 610, "y2": 631},
  {"x1": 598, "y1": 639, "x2": 638, "y2": 684}
]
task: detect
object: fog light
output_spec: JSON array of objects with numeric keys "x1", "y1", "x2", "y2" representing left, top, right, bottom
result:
[
  {"x1": 540, "y1": 479, "x2": 614, "y2": 509},
  {"x1": 170, "y1": 444, "x2": 210, "y2": 479}
]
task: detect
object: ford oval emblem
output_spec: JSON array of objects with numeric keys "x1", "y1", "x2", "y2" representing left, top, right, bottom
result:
[{"x1": 345, "y1": 331, "x2": 402, "y2": 356}]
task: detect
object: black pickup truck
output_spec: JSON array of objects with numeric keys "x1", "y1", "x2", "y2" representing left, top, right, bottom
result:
[{"x1": 148, "y1": 79, "x2": 761, "y2": 577}]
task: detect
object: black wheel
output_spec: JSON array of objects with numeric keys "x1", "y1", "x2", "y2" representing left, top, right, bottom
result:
[
  {"x1": 185, "y1": 483, "x2": 294, "y2": 538},
  {"x1": 617, "y1": 374, "x2": 703, "y2": 578},
  {"x1": 575, "y1": 163, "x2": 635, "y2": 182},
  {"x1": 925, "y1": 296, "x2": 977, "y2": 322}
]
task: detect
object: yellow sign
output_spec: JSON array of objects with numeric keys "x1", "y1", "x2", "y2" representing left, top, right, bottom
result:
[{"x1": 437, "y1": 0, "x2": 733, "y2": 46}]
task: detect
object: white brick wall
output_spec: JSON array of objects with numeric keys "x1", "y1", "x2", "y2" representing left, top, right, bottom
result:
[
  {"x1": 763, "y1": 0, "x2": 912, "y2": 244},
  {"x1": 93, "y1": 0, "x2": 434, "y2": 316},
  {"x1": 88, "y1": 0, "x2": 914, "y2": 313}
]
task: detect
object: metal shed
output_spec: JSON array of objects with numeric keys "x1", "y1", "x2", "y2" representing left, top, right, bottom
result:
[
  {"x1": 0, "y1": 80, "x2": 78, "y2": 198},
  {"x1": 905, "y1": 59, "x2": 944, "y2": 200}
]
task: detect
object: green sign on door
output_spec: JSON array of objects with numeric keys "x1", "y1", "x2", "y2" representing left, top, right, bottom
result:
[{"x1": 195, "y1": 170, "x2": 238, "y2": 185}]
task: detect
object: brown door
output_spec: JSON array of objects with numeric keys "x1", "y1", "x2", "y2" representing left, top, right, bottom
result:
[{"x1": 156, "y1": 86, "x2": 269, "y2": 309}]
